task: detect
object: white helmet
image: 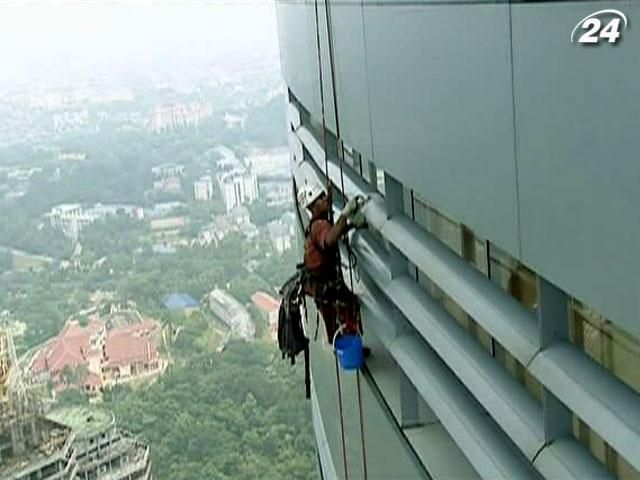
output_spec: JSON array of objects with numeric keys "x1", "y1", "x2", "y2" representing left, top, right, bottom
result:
[
  {"x1": 294, "y1": 161, "x2": 326, "y2": 209},
  {"x1": 297, "y1": 180, "x2": 325, "y2": 209}
]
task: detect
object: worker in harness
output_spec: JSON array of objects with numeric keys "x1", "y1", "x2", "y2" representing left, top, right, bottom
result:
[{"x1": 297, "y1": 178, "x2": 366, "y2": 342}]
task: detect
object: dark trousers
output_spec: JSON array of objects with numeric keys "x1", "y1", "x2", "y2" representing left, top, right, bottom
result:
[{"x1": 312, "y1": 282, "x2": 361, "y2": 342}]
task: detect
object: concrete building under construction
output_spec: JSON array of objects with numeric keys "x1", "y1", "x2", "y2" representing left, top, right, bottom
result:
[
  {"x1": 1, "y1": 328, "x2": 78, "y2": 480},
  {"x1": 1, "y1": 329, "x2": 152, "y2": 480},
  {"x1": 47, "y1": 407, "x2": 152, "y2": 480}
]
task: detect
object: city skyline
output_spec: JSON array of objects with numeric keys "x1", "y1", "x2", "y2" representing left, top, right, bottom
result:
[{"x1": 0, "y1": 1, "x2": 281, "y2": 90}]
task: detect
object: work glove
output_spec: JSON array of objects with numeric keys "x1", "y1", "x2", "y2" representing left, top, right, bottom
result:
[
  {"x1": 342, "y1": 197, "x2": 360, "y2": 217},
  {"x1": 350, "y1": 211, "x2": 367, "y2": 229}
]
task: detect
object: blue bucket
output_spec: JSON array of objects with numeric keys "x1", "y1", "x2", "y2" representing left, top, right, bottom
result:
[{"x1": 334, "y1": 334, "x2": 364, "y2": 371}]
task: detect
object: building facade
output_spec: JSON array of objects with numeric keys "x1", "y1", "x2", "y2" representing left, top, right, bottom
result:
[
  {"x1": 46, "y1": 407, "x2": 152, "y2": 480},
  {"x1": 47, "y1": 204, "x2": 143, "y2": 240},
  {"x1": 148, "y1": 103, "x2": 212, "y2": 133},
  {"x1": 32, "y1": 318, "x2": 165, "y2": 394},
  {"x1": 1, "y1": 418, "x2": 78, "y2": 480},
  {"x1": 251, "y1": 292, "x2": 281, "y2": 342},
  {"x1": 217, "y1": 168, "x2": 259, "y2": 214},
  {"x1": 276, "y1": 1, "x2": 640, "y2": 479},
  {"x1": 193, "y1": 175, "x2": 214, "y2": 201},
  {"x1": 208, "y1": 289, "x2": 255, "y2": 340},
  {"x1": 1, "y1": 329, "x2": 79, "y2": 480}
]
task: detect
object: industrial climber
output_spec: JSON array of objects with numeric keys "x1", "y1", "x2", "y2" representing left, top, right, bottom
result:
[{"x1": 297, "y1": 178, "x2": 366, "y2": 342}]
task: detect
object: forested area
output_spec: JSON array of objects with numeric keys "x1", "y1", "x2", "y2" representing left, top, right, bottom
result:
[
  {"x1": 104, "y1": 340, "x2": 316, "y2": 480},
  {"x1": 0, "y1": 221, "x2": 297, "y2": 352}
]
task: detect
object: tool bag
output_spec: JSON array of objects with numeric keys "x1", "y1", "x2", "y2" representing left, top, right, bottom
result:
[{"x1": 277, "y1": 269, "x2": 311, "y2": 399}]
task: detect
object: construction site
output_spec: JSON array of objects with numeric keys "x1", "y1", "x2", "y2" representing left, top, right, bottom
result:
[{"x1": 0, "y1": 327, "x2": 152, "y2": 480}]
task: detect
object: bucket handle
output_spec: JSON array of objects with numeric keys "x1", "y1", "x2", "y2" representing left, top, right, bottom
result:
[
  {"x1": 332, "y1": 324, "x2": 362, "y2": 352},
  {"x1": 332, "y1": 325, "x2": 344, "y2": 352}
]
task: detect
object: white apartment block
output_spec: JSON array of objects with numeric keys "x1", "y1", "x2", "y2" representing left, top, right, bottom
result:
[
  {"x1": 47, "y1": 204, "x2": 96, "y2": 241},
  {"x1": 148, "y1": 102, "x2": 212, "y2": 133},
  {"x1": 152, "y1": 163, "x2": 185, "y2": 179},
  {"x1": 217, "y1": 168, "x2": 259, "y2": 214},
  {"x1": 47, "y1": 203, "x2": 143, "y2": 240},
  {"x1": 193, "y1": 175, "x2": 214, "y2": 201}
]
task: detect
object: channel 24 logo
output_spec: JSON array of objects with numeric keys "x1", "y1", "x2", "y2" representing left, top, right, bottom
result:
[{"x1": 571, "y1": 9, "x2": 628, "y2": 45}]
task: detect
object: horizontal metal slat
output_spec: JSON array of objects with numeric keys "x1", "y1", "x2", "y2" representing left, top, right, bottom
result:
[
  {"x1": 529, "y1": 344, "x2": 640, "y2": 472},
  {"x1": 355, "y1": 235, "x2": 612, "y2": 479},
  {"x1": 298, "y1": 125, "x2": 538, "y2": 364},
  {"x1": 359, "y1": 289, "x2": 540, "y2": 480},
  {"x1": 294, "y1": 121, "x2": 635, "y2": 475}
]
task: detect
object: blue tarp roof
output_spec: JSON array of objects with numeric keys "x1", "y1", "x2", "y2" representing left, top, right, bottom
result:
[{"x1": 163, "y1": 293, "x2": 199, "y2": 310}]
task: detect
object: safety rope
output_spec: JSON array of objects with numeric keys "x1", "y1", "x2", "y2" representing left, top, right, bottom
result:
[
  {"x1": 313, "y1": 2, "x2": 349, "y2": 478},
  {"x1": 321, "y1": 0, "x2": 369, "y2": 477},
  {"x1": 313, "y1": 0, "x2": 332, "y2": 208}
]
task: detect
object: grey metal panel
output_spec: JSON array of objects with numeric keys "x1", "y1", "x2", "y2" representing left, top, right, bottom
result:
[
  {"x1": 355, "y1": 233, "x2": 613, "y2": 479},
  {"x1": 315, "y1": 0, "x2": 338, "y2": 134},
  {"x1": 276, "y1": 2, "x2": 322, "y2": 121},
  {"x1": 362, "y1": 3, "x2": 520, "y2": 254},
  {"x1": 375, "y1": 210, "x2": 540, "y2": 364},
  {"x1": 297, "y1": 125, "x2": 539, "y2": 364},
  {"x1": 355, "y1": 235, "x2": 544, "y2": 459},
  {"x1": 329, "y1": 3, "x2": 374, "y2": 159},
  {"x1": 512, "y1": 2, "x2": 640, "y2": 339},
  {"x1": 311, "y1": 388, "x2": 339, "y2": 480},
  {"x1": 528, "y1": 343, "x2": 640, "y2": 472},
  {"x1": 534, "y1": 438, "x2": 619, "y2": 480},
  {"x1": 307, "y1": 294, "x2": 429, "y2": 479},
  {"x1": 392, "y1": 336, "x2": 541, "y2": 480},
  {"x1": 295, "y1": 129, "x2": 628, "y2": 476},
  {"x1": 404, "y1": 424, "x2": 481, "y2": 480},
  {"x1": 360, "y1": 291, "x2": 539, "y2": 480}
]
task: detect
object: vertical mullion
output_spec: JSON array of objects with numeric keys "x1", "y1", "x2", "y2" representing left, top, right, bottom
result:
[{"x1": 537, "y1": 277, "x2": 572, "y2": 444}]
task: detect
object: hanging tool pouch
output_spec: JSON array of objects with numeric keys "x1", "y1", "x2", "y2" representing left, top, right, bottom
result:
[{"x1": 277, "y1": 268, "x2": 311, "y2": 399}]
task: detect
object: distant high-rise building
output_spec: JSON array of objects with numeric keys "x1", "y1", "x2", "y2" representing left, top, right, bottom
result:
[
  {"x1": 216, "y1": 168, "x2": 258, "y2": 214},
  {"x1": 151, "y1": 163, "x2": 184, "y2": 195},
  {"x1": 193, "y1": 175, "x2": 214, "y2": 202}
]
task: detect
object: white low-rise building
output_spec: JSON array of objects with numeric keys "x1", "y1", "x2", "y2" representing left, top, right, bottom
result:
[
  {"x1": 261, "y1": 178, "x2": 292, "y2": 207},
  {"x1": 148, "y1": 102, "x2": 212, "y2": 132},
  {"x1": 152, "y1": 163, "x2": 185, "y2": 179},
  {"x1": 244, "y1": 148, "x2": 290, "y2": 177},
  {"x1": 47, "y1": 203, "x2": 144, "y2": 240},
  {"x1": 193, "y1": 206, "x2": 258, "y2": 247},
  {"x1": 208, "y1": 288, "x2": 255, "y2": 340},
  {"x1": 47, "y1": 204, "x2": 97, "y2": 240},
  {"x1": 267, "y1": 212, "x2": 296, "y2": 254}
]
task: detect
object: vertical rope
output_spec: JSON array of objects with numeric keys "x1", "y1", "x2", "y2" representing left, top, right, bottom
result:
[
  {"x1": 334, "y1": 356, "x2": 350, "y2": 480},
  {"x1": 323, "y1": 0, "x2": 368, "y2": 477},
  {"x1": 356, "y1": 370, "x2": 368, "y2": 479},
  {"x1": 314, "y1": 2, "x2": 349, "y2": 478},
  {"x1": 313, "y1": 0, "x2": 332, "y2": 214}
]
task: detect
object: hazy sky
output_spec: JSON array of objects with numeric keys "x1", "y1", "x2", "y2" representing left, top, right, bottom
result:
[{"x1": 0, "y1": 1, "x2": 281, "y2": 88}]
